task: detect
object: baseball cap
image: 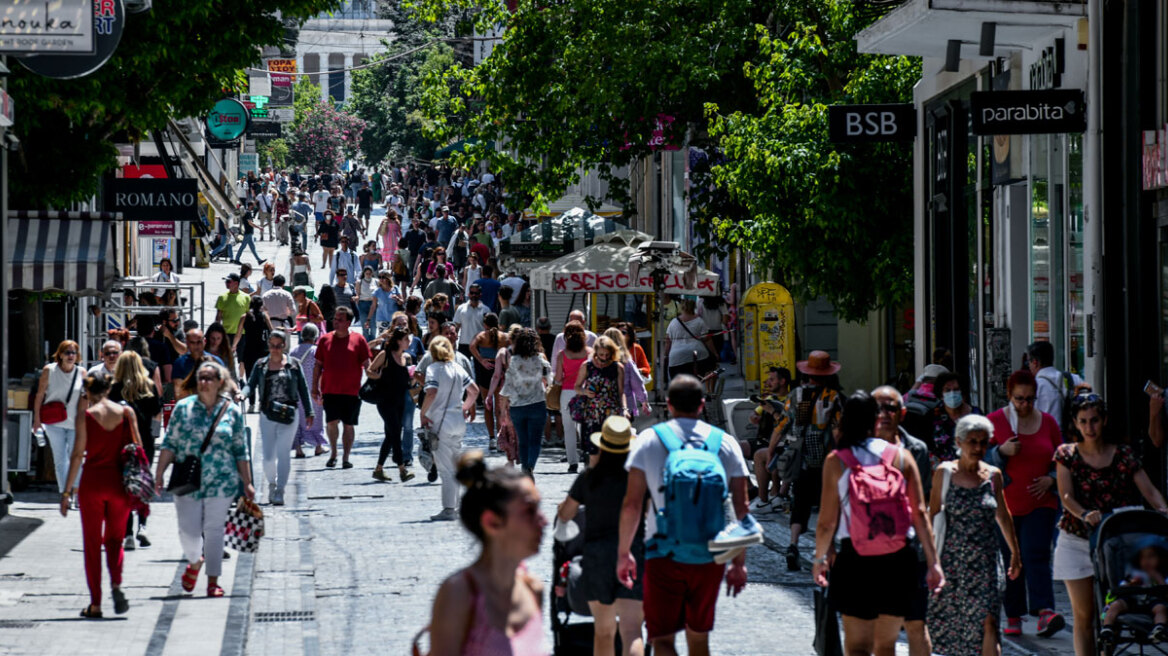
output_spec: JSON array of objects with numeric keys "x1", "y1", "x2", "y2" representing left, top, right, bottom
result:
[
  {"x1": 916, "y1": 363, "x2": 949, "y2": 382},
  {"x1": 224, "y1": 273, "x2": 241, "y2": 283}
]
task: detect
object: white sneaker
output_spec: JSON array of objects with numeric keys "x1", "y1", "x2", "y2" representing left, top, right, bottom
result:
[
  {"x1": 269, "y1": 483, "x2": 277, "y2": 504},
  {"x1": 749, "y1": 498, "x2": 776, "y2": 514},
  {"x1": 123, "y1": 535, "x2": 136, "y2": 551},
  {"x1": 713, "y1": 545, "x2": 746, "y2": 564},
  {"x1": 272, "y1": 489, "x2": 285, "y2": 506},
  {"x1": 430, "y1": 508, "x2": 458, "y2": 521}
]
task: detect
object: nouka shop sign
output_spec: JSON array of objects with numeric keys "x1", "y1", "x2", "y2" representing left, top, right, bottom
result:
[
  {"x1": 971, "y1": 89, "x2": 1086, "y2": 136},
  {"x1": 0, "y1": 0, "x2": 94, "y2": 55},
  {"x1": 109, "y1": 178, "x2": 199, "y2": 221},
  {"x1": 205, "y1": 98, "x2": 249, "y2": 141}
]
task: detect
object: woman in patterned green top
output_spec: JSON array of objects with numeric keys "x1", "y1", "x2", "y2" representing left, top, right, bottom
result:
[{"x1": 155, "y1": 361, "x2": 255, "y2": 598}]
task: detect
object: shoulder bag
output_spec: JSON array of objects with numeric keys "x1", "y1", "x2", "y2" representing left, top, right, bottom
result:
[
  {"x1": 546, "y1": 352, "x2": 564, "y2": 411},
  {"x1": 41, "y1": 366, "x2": 79, "y2": 425},
  {"x1": 167, "y1": 401, "x2": 229, "y2": 496},
  {"x1": 933, "y1": 464, "x2": 953, "y2": 559},
  {"x1": 264, "y1": 361, "x2": 299, "y2": 424},
  {"x1": 359, "y1": 349, "x2": 387, "y2": 404}
]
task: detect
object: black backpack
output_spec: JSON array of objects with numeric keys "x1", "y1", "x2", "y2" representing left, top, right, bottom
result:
[{"x1": 901, "y1": 390, "x2": 940, "y2": 451}]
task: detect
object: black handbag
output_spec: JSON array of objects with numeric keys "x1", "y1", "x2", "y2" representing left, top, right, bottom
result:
[
  {"x1": 263, "y1": 364, "x2": 299, "y2": 424},
  {"x1": 167, "y1": 401, "x2": 228, "y2": 496},
  {"x1": 813, "y1": 578, "x2": 844, "y2": 656}
]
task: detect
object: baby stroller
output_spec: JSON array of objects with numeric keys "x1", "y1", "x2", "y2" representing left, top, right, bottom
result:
[{"x1": 1094, "y1": 508, "x2": 1168, "y2": 655}]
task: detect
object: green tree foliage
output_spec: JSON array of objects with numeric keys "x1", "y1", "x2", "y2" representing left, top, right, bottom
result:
[
  {"x1": 414, "y1": 0, "x2": 917, "y2": 320},
  {"x1": 258, "y1": 138, "x2": 290, "y2": 170},
  {"x1": 349, "y1": 42, "x2": 457, "y2": 164},
  {"x1": 292, "y1": 75, "x2": 326, "y2": 128},
  {"x1": 8, "y1": 0, "x2": 341, "y2": 207}
]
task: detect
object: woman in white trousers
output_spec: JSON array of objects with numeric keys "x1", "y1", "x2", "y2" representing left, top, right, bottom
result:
[
  {"x1": 155, "y1": 362, "x2": 255, "y2": 598},
  {"x1": 33, "y1": 340, "x2": 87, "y2": 494},
  {"x1": 421, "y1": 336, "x2": 479, "y2": 522}
]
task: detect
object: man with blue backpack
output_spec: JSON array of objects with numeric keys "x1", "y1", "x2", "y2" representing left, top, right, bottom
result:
[{"x1": 617, "y1": 375, "x2": 756, "y2": 656}]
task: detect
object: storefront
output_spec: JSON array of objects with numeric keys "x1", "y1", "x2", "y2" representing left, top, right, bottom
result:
[{"x1": 857, "y1": 1, "x2": 1092, "y2": 411}]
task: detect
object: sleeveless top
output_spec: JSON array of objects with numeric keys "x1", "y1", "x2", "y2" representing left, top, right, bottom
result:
[
  {"x1": 561, "y1": 353, "x2": 587, "y2": 387},
  {"x1": 462, "y1": 568, "x2": 546, "y2": 656},
  {"x1": 82, "y1": 411, "x2": 131, "y2": 473},
  {"x1": 45, "y1": 363, "x2": 86, "y2": 425}
]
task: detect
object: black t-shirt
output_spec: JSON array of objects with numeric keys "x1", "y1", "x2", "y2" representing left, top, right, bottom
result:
[
  {"x1": 404, "y1": 228, "x2": 426, "y2": 254},
  {"x1": 568, "y1": 468, "x2": 645, "y2": 547},
  {"x1": 539, "y1": 333, "x2": 555, "y2": 358},
  {"x1": 242, "y1": 314, "x2": 271, "y2": 363},
  {"x1": 243, "y1": 214, "x2": 255, "y2": 235},
  {"x1": 146, "y1": 336, "x2": 173, "y2": 367},
  {"x1": 357, "y1": 188, "x2": 373, "y2": 209},
  {"x1": 318, "y1": 220, "x2": 340, "y2": 248}
]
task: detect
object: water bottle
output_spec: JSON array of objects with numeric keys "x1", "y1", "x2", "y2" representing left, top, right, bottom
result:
[{"x1": 33, "y1": 427, "x2": 46, "y2": 448}]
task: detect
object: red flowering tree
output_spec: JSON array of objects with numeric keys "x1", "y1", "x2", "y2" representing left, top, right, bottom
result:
[{"x1": 288, "y1": 102, "x2": 367, "y2": 172}]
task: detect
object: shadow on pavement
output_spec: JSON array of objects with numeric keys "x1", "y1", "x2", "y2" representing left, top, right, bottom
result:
[{"x1": 0, "y1": 515, "x2": 44, "y2": 561}]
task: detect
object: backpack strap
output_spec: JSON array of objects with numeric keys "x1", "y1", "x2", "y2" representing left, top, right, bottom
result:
[
  {"x1": 836, "y1": 447, "x2": 860, "y2": 469},
  {"x1": 880, "y1": 444, "x2": 900, "y2": 467},
  {"x1": 653, "y1": 424, "x2": 683, "y2": 453},
  {"x1": 702, "y1": 427, "x2": 725, "y2": 454}
]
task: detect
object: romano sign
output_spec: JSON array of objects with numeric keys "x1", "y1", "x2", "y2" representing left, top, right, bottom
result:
[
  {"x1": 970, "y1": 89, "x2": 1086, "y2": 136},
  {"x1": 108, "y1": 179, "x2": 199, "y2": 221}
]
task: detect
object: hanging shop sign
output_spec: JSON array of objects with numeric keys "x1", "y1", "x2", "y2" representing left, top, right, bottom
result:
[
  {"x1": 239, "y1": 153, "x2": 258, "y2": 175},
  {"x1": 137, "y1": 221, "x2": 175, "y2": 237},
  {"x1": 828, "y1": 104, "x2": 916, "y2": 143},
  {"x1": 205, "y1": 98, "x2": 249, "y2": 141},
  {"x1": 108, "y1": 178, "x2": 199, "y2": 221},
  {"x1": 19, "y1": 0, "x2": 124, "y2": 79},
  {"x1": 0, "y1": 0, "x2": 94, "y2": 55},
  {"x1": 266, "y1": 58, "x2": 296, "y2": 107},
  {"x1": 246, "y1": 121, "x2": 282, "y2": 140},
  {"x1": 0, "y1": 87, "x2": 15, "y2": 127},
  {"x1": 269, "y1": 108, "x2": 293, "y2": 123},
  {"x1": 970, "y1": 89, "x2": 1086, "y2": 135}
]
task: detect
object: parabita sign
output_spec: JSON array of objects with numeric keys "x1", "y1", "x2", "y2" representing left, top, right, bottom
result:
[{"x1": 970, "y1": 89, "x2": 1086, "y2": 136}]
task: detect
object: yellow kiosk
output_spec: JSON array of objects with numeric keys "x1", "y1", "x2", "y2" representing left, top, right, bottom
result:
[{"x1": 741, "y1": 282, "x2": 796, "y2": 394}]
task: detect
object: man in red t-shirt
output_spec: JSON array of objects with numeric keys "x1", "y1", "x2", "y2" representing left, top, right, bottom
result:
[{"x1": 312, "y1": 306, "x2": 371, "y2": 468}]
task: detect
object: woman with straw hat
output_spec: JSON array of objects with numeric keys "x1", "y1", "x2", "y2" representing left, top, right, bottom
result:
[{"x1": 556, "y1": 416, "x2": 646, "y2": 656}]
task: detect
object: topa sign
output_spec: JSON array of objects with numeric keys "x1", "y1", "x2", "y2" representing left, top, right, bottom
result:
[
  {"x1": 970, "y1": 89, "x2": 1086, "y2": 135},
  {"x1": 108, "y1": 178, "x2": 199, "y2": 221},
  {"x1": 828, "y1": 104, "x2": 916, "y2": 143}
]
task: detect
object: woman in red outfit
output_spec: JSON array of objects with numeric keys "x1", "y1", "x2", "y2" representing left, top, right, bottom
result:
[
  {"x1": 60, "y1": 371, "x2": 141, "y2": 619},
  {"x1": 986, "y1": 369, "x2": 1067, "y2": 638}
]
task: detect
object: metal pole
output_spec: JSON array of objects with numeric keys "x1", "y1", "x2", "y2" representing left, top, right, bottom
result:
[{"x1": 1, "y1": 55, "x2": 10, "y2": 513}]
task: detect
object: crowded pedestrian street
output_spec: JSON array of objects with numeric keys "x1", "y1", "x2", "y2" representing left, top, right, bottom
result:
[{"x1": 4, "y1": 2, "x2": 1168, "y2": 656}]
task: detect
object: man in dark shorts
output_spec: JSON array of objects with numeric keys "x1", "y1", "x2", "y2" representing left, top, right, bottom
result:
[
  {"x1": 311, "y1": 306, "x2": 371, "y2": 468},
  {"x1": 618, "y1": 375, "x2": 750, "y2": 655}
]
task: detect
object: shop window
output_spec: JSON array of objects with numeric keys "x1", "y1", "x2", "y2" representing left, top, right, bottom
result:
[
  {"x1": 1030, "y1": 134, "x2": 1066, "y2": 364},
  {"x1": 1066, "y1": 134, "x2": 1085, "y2": 374}
]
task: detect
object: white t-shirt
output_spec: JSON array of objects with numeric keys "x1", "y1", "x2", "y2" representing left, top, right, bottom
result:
[
  {"x1": 626, "y1": 418, "x2": 750, "y2": 541},
  {"x1": 424, "y1": 361, "x2": 473, "y2": 433},
  {"x1": 666, "y1": 317, "x2": 708, "y2": 366},
  {"x1": 452, "y1": 302, "x2": 488, "y2": 345},
  {"x1": 312, "y1": 190, "x2": 330, "y2": 214}
]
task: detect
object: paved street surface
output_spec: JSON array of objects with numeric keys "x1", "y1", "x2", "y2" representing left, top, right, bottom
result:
[{"x1": 0, "y1": 232, "x2": 1073, "y2": 655}]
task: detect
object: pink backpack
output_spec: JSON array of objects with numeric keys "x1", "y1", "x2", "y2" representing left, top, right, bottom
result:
[{"x1": 836, "y1": 445, "x2": 912, "y2": 556}]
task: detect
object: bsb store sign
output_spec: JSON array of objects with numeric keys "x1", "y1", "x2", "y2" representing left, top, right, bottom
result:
[{"x1": 970, "y1": 89, "x2": 1086, "y2": 135}]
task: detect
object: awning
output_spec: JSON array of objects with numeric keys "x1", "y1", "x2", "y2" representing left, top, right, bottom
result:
[
  {"x1": 530, "y1": 230, "x2": 720, "y2": 297},
  {"x1": 856, "y1": 0, "x2": 1085, "y2": 59},
  {"x1": 8, "y1": 210, "x2": 122, "y2": 220},
  {"x1": 7, "y1": 218, "x2": 117, "y2": 295},
  {"x1": 523, "y1": 193, "x2": 623, "y2": 219}
]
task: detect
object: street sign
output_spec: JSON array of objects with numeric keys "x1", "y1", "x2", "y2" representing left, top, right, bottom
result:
[
  {"x1": 108, "y1": 178, "x2": 200, "y2": 221},
  {"x1": 970, "y1": 89, "x2": 1086, "y2": 135},
  {"x1": 246, "y1": 121, "x2": 282, "y2": 139},
  {"x1": 0, "y1": 0, "x2": 94, "y2": 55},
  {"x1": 206, "y1": 98, "x2": 249, "y2": 141},
  {"x1": 828, "y1": 104, "x2": 916, "y2": 143},
  {"x1": 19, "y1": 0, "x2": 124, "y2": 80}
]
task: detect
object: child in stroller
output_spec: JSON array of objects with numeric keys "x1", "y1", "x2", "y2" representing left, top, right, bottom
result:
[{"x1": 1101, "y1": 541, "x2": 1168, "y2": 650}]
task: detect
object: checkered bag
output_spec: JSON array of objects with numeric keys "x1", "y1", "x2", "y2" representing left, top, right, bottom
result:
[{"x1": 224, "y1": 498, "x2": 264, "y2": 552}]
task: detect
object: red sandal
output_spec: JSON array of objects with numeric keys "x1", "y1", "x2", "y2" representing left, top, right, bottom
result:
[
  {"x1": 207, "y1": 585, "x2": 225, "y2": 598},
  {"x1": 181, "y1": 559, "x2": 203, "y2": 593}
]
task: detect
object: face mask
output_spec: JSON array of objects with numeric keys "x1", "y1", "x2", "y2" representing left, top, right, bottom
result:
[{"x1": 943, "y1": 391, "x2": 964, "y2": 409}]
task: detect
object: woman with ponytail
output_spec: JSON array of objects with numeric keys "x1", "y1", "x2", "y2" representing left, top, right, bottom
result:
[{"x1": 422, "y1": 451, "x2": 548, "y2": 656}]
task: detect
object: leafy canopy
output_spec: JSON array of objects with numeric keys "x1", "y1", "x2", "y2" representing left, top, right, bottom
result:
[
  {"x1": 413, "y1": 0, "x2": 918, "y2": 320},
  {"x1": 8, "y1": 0, "x2": 341, "y2": 207}
]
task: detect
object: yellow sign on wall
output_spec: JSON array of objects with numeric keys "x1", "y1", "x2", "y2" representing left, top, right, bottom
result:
[{"x1": 742, "y1": 283, "x2": 795, "y2": 392}]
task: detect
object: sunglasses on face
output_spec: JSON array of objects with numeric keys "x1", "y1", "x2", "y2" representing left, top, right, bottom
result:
[
  {"x1": 268, "y1": 342, "x2": 285, "y2": 349},
  {"x1": 197, "y1": 375, "x2": 219, "y2": 382},
  {"x1": 63, "y1": 350, "x2": 78, "y2": 356},
  {"x1": 876, "y1": 403, "x2": 901, "y2": 415},
  {"x1": 1012, "y1": 395, "x2": 1037, "y2": 404},
  {"x1": 103, "y1": 350, "x2": 119, "y2": 357}
]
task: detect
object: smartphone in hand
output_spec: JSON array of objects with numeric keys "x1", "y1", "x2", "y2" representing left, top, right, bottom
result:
[{"x1": 1146, "y1": 380, "x2": 1163, "y2": 397}]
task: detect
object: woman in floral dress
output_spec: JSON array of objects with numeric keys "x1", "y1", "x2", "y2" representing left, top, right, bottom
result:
[
  {"x1": 571, "y1": 335, "x2": 627, "y2": 468},
  {"x1": 927, "y1": 414, "x2": 1022, "y2": 656}
]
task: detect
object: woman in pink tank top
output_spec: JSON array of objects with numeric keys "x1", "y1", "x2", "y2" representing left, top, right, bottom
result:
[{"x1": 423, "y1": 451, "x2": 548, "y2": 656}]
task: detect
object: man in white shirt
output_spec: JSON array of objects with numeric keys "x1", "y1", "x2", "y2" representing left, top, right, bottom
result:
[
  {"x1": 618, "y1": 375, "x2": 749, "y2": 655},
  {"x1": 452, "y1": 284, "x2": 488, "y2": 359},
  {"x1": 261, "y1": 275, "x2": 297, "y2": 328},
  {"x1": 256, "y1": 185, "x2": 275, "y2": 241},
  {"x1": 1026, "y1": 341, "x2": 1086, "y2": 432},
  {"x1": 550, "y1": 309, "x2": 598, "y2": 366},
  {"x1": 312, "y1": 187, "x2": 331, "y2": 225},
  {"x1": 331, "y1": 237, "x2": 361, "y2": 286},
  {"x1": 499, "y1": 274, "x2": 526, "y2": 303}
]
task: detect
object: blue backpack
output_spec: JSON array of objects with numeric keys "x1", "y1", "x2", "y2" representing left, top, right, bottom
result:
[{"x1": 649, "y1": 423, "x2": 729, "y2": 563}]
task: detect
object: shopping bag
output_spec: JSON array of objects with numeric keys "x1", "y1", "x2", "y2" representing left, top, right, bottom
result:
[
  {"x1": 813, "y1": 581, "x2": 844, "y2": 656},
  {"x1": 224, "y1": 497, "x2": 265, "y2": 553}
]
